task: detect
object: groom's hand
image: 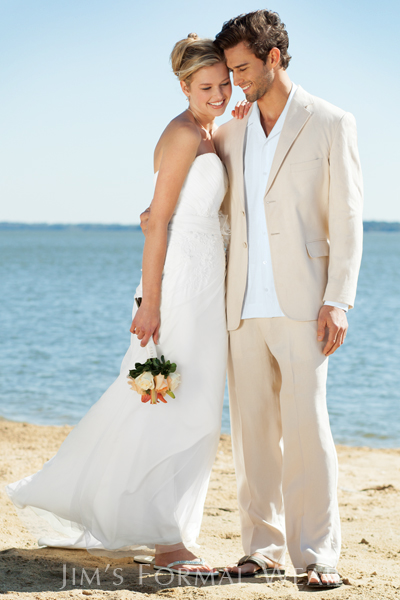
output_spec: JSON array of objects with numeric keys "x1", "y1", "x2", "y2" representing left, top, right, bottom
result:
[
  {"x1": 140, "y1": 207, "x2": 151, "y2": 236},
  {"x1": 317, "y1": 305, "x2": 348, "y2": 356}
]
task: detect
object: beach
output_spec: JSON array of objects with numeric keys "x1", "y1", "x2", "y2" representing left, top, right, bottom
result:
[{"x1": 1, "y1": 419, "x2": 399, "y2": 599}]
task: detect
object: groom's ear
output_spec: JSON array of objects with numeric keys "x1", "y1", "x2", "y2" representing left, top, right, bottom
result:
[{"x1": 268, "y1": 47, "x2": 282, "y2": 69}]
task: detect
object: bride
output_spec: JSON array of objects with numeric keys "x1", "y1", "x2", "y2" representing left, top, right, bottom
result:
[{"x1": 6, "y1": 34, "x2": 235, "y2": 577}]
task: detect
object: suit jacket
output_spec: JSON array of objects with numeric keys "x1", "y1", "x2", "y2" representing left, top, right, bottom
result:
[{"x1": 214, "y1": 85, "x2": 363, "y2": 331}]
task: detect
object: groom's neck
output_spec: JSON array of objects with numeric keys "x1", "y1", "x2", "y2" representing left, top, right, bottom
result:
[{"x1": 257, "y1": 71, "x2": 292, "y2": 137}]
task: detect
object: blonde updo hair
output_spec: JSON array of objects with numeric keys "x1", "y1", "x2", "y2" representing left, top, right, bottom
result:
[{"x1": 170, "y1": 33, "x2": 225, "y2": 83}]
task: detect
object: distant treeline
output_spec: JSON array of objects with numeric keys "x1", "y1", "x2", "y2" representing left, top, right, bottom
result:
[
  {"x1": 0, "y1": 221, "x2": 399, "y2": 232},
  {"x1": 362, "y1": 221, "x2": 400, "y2": 232}
]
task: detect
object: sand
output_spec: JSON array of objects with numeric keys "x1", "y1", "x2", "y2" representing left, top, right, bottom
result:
[{"x1": 1, "y1": 419, "x2": 399, "y2": 599}]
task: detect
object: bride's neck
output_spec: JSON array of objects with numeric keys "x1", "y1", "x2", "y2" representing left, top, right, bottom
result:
[{"x1": 187, "y1": 107, "x2": 214, "y2": 133}]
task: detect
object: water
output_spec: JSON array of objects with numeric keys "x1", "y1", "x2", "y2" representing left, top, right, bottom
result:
[{"x1": 0, "y1": 230, "x2": 399, "y2": 447}]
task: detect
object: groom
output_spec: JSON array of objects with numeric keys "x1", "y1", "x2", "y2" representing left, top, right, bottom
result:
[
  {"x1": 140, "y1": 9, "x2": 363, "y2": 588},
  {"x1": 212, "y1": 10, "x2": 363, "y2": 587}
]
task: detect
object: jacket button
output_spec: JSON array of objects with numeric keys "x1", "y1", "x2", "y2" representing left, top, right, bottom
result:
[
  {"x1": 243, "y1": 242, "x2": 247, "y2": 248},
  {"x1": 242, "y1": 210, "x2": 245, "y2": 216}
]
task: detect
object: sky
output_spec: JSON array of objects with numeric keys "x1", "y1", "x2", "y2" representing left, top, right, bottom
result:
[{"x1": 0, "y1": 0, "x2": 399, "y2": 224}]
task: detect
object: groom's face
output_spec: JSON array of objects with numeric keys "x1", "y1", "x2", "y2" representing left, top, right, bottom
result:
[{"x1": 224, "y1": 42, "x2": 273, "y2": 103}]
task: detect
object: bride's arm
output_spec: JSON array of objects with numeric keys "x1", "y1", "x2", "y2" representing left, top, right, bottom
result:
[{"x1": 130, "y1": 123, "x2": 201, "y2": 347}]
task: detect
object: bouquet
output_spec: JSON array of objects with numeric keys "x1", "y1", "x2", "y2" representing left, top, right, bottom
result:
[{"x1": 127, "y1": 355, "x2": 181, "y2": 405}]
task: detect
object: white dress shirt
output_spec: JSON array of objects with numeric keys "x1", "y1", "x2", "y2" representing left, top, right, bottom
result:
[{"x1": 241, "y1": 83, "x2": 348, "y2": 319}]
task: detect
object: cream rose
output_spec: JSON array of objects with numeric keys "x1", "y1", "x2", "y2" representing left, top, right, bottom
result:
[
  {"x1": 167, "y1": 372, "x2": 181, "y2": 392},
  {"x1": 155, "y1": 374, "x2": 168, "y2": 394},
  {"x1": 127, "y1": 376, "x2": 140, "y2": 394},
  {"x1": 135, "y1": 371, "x2": 155, "y2": 392}
]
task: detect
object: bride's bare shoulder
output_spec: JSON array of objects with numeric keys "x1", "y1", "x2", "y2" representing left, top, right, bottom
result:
[
  {"x1": 159, "y1": 113, "x2": 201, "y2": 147},
  {"x1": 154, "y1": 113, "x2": 201, "y2": 167}
]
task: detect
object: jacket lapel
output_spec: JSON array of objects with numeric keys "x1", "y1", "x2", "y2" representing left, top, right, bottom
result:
[{"x1": 264, "y1": 86, "x2": 314, "y2": 197}]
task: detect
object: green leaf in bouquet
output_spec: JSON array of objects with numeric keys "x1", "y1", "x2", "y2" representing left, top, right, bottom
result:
[{"x1": 129, "y1": 355, "x2": 178, "y2": 380}]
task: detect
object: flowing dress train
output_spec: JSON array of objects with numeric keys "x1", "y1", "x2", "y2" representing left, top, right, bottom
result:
[{"x1": 5, "y1": 153, "x2": 228, "y2": 558}]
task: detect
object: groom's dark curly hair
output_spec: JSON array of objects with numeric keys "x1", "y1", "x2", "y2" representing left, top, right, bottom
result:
[{"x1": 215, "y1": 10, "x2": 292, "y2": 69}]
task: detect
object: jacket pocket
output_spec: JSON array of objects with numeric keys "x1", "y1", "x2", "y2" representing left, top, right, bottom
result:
[
  {"x1": 290, "y1": 157, "x2": 322, "y2": 172},
  {"x1": 306, "y1": 239, "x2": 330, "y2": 258}
]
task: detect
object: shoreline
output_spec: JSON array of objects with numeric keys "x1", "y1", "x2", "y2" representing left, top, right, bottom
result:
[{"x1": 1, "y1": 419, "x2": 400, "y2": 599}]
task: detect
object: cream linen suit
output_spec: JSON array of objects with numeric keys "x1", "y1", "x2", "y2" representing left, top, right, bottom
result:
[{"x1": 214, "y1": 85, "x2": 363, "y2": 571}]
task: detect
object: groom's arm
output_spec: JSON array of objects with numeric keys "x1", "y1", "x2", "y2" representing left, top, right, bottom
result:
[
  {"x1": 318, "y1": 112, "x2": 363, "y2": 355},
  {"x1": 324, "y1": 111, "x2": 364, "y2": 306}
]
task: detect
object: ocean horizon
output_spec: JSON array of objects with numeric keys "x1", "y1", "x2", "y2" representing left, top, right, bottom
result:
[{"x1": 1, "y1": 220, "x2": 400, "y2": 231}]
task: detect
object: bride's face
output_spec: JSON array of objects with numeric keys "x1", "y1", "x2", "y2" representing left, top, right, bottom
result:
[{"x1": 182, "y1": 62, "x2": 232, "y2": 121}]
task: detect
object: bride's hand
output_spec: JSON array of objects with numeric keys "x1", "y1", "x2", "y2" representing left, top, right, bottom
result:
[
  {"x1": 231, "y1": 100, "x2": 252, "y2": 119},
  {"x1": 130, "y1": 305, "x2": 161, "y2": 347}
]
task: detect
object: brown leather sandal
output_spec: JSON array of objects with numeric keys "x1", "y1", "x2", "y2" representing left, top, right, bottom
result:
[
  {"x1": 222, "y1": 554, "x2": 285, "y2": 578},
  {"x1": 306, "y1": 563, "x2": 343, "y2": 588}
]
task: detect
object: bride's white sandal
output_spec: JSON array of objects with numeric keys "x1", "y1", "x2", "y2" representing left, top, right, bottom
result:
[
  {"x1": 134, "y1": 555, "x2": 219, "y2": 577},
  {"x1": 133, "y1": 555, "x2": 155, "y2": 565},
  {"x1": 154, "y1": 558, "x2": 219, "y2": 577}
]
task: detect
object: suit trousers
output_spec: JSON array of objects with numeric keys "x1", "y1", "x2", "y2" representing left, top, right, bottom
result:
[{"x1": 227, "y1": 317, "x2": 341, "y2": 571}]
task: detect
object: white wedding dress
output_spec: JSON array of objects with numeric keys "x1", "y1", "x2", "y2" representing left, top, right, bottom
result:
[{"x1": 6, "y1": 153, "x2": 228, "y2": 558}]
